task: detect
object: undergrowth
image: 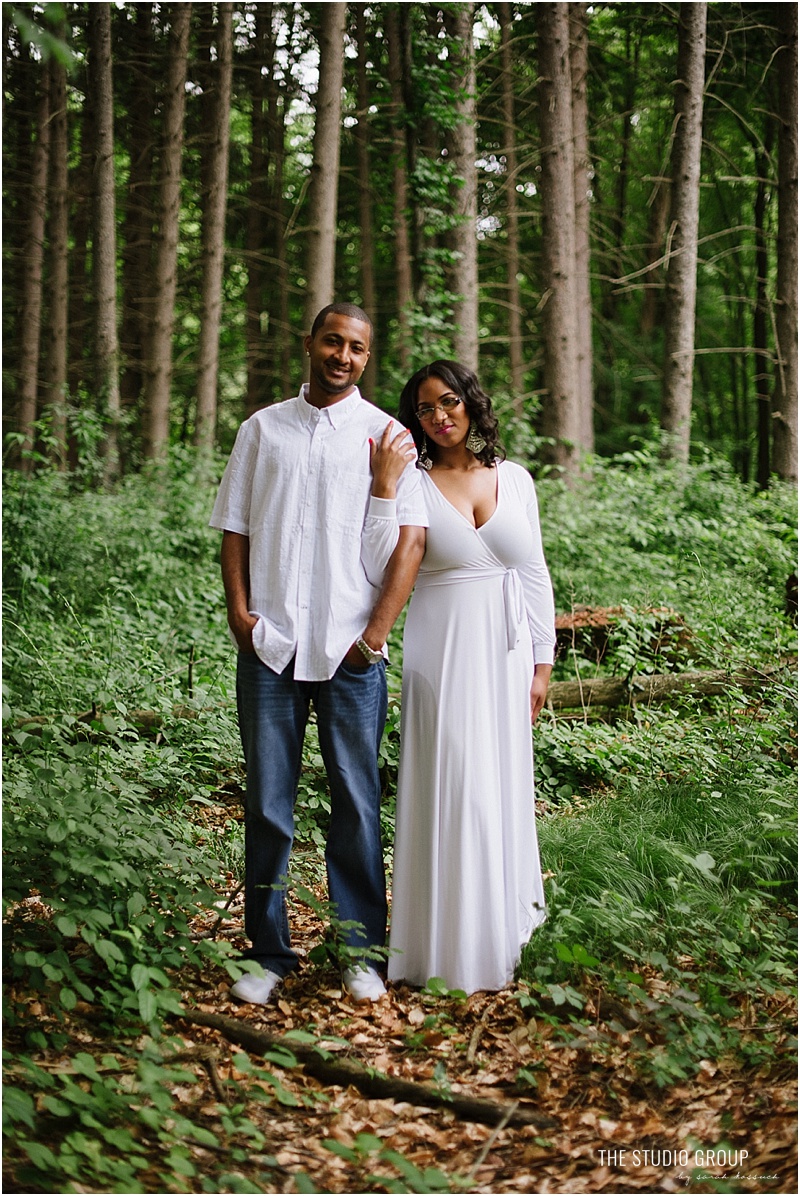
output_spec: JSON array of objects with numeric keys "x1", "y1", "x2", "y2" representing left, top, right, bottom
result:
[{"x1": 3, "y1": 445, "x2": 797, "y2": 1192}]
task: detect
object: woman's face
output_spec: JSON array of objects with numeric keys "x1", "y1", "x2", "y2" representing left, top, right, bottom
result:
[{"x1": 416, "y1": 375, "x2": 470, "y2": 451}]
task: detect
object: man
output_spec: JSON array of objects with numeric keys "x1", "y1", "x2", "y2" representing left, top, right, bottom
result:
[{"x1": 210, "y1": 302, "x2": 426, "y2": 1005}]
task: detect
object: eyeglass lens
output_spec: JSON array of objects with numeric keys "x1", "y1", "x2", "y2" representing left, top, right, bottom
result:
[{"x1": 416, "y1": 397, "x2": 462, "y2": 419}]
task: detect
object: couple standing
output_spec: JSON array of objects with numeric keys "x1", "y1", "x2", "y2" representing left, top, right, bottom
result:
[{"x1": 210, "y1": 302, "x2": 556, "y2": 1003}]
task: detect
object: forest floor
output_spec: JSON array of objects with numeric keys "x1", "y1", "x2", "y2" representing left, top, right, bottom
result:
[
  {"x1": 160, "y1": 797, "x2": 795, "y2": 1194},
  {"x1": 5, "y1": 799, "x2": 796, "y2": 1196},
  {"x1": 6, "y1": 899, "x2": 797, "y2": 1196},
  {"x1": 175, "y1": 944, "x2": 797, "y2": 1194}
]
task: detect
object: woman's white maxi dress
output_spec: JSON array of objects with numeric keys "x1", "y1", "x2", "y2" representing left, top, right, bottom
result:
[{"x1": 388, "y1": 460, "x2": 556, "y2": 995}]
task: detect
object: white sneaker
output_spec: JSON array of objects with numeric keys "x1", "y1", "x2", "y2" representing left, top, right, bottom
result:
[
  {"x1": 230, "y1": 966, "x2": 282, "y2": 1005},
  {"x1": 343, "y1": 965, "x2": 386, "y2": 1002}
]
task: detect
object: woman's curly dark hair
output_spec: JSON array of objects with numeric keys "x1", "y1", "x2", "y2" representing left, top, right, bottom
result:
[{"x1": 397, "y1": 360, "x2": 505, "y2": 469}]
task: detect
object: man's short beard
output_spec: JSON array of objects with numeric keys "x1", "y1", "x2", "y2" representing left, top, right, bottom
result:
[{"x1": 311, "y1": 364, "x2": 352, "y2": 394}]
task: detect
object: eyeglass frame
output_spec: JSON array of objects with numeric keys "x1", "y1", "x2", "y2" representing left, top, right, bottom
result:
[{"x1": 414, "y1": 395, "x2": 464, "y2": 422}]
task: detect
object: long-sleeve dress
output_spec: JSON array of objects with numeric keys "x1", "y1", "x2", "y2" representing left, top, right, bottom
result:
[{"x1": 387, "y1": 460, "x2": 556, "y2": 995}]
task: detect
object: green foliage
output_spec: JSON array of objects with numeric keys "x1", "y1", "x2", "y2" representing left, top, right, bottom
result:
[
  {"x1": 288, "y1": 878, "x2": 391, "y2": 973},
  {"x1": 2, "y1": 449, "x2": 795, "y2": 1187},
  {"x1": 539, "y1": 449, "x2": 796, "y2": 663},
  {"x1": 2, "y1": 1038, "x2": 298, "y2": 1194},
  {"x1": 3, "y1": 725, "x2": 242, "y2": 1032},
  {"x1": 517, "y1": 764, "x2": 797, "y2": 1084},
  {"x1": 321, "y1": 1132, "x2": 470, "y2": 1193},
  {"x1": 5, "y1": 2, "x2": 76, "y2": 67}
]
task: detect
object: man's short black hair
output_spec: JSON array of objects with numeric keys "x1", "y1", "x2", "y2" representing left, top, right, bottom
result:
[{"x1": 310, "y1": 303, "x2": 374, "y2": 346}]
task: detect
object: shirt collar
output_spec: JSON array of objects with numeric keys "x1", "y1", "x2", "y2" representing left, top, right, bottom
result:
[{"x1": 296, "y1": 383, "x2": 363, "y2": 428}]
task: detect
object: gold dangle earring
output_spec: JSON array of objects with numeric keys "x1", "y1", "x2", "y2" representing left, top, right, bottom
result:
[
  {"x1": 465, "y1": 422, "x2": 487, "y2": 454},
  {"x1": 418, "y1": 433, "x2": 434, "y2": 471}
]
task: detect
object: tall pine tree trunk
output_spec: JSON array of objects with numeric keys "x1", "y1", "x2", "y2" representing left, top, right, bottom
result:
[
  {"x1": 88, "y1": 3, "x2": 121, "y2": 481},
  {"x1": 119, "y1": 3, "x2": 155, "y2": 425},
  {"x1": 754, "y1": 136, "x2": 772, "y2": 489},
  {"x1": 354, "y1": 4, "x2": 377, "y2": 397},
  {"x1": 43, "y1": 39, "x2": 69, "y2": 466},
  {"x1": 772, "y1": 2, "x2": 798, "y2": 483},
  {"x1": 400, "y1": 4, "x2": 425, "y2": 305},
  {"x1": 245, "y1": 5, "x2": 271, "y2": 415},
  {"x1": 303, "y1": 2, "x2": 346, "y2": 330},
  {"x1": 195, "y1": 1, "x2": 233, "y2": 451},
  {"x1": 142, "y1": 2, "x2": 192, "y2": 460},
  {"x1": 605, "y1": 24, "x2": 639, "y2": 323},
  {"x1": 443, "y1": 3, "x2": 478, "y2": 372},
  {"x1": 385, "y1": 3, "x2": 413, "y2": 372},
  {"x1": 570, "y1": 2, "x2": 593, "y2": 455},
  {"x1": 537, "y1": 2, "x2": 580, "y2": 475},
  {"x1": 660, "y1": 2, "x2": 707, "y2": 463},
  {"x1": 269, "y1": 90, "x2": 290, "y2": 394},
  {"x1": 498, "y1": 2, "x2": 523, "y2": 412},
  {"x1": 16, "y1": 60, "x2": 50, "y2": 472},
  {"x1": 67, "y1": 77, "x2": 92, "y2": 412}
]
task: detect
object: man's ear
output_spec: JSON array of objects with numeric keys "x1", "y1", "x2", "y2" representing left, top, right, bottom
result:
[{"x1": 303, "y1": 334, "x2": 312, "y2": 356}]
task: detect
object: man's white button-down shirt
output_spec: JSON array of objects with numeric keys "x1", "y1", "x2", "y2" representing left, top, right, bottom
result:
[{"x1": 210, "y1": 385, "x2": 428, "y2": 681}]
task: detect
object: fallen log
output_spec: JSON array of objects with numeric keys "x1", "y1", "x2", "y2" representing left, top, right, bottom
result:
[
  {"x1": 178, "y1": 1008, "x2": 557, "y2": 1129},
  {"x1": 8, "y1": 705, "x2": 203, "y2": 736},
  {"x1": 555, "y1": 605, "x2": 691, "y2": 664},
  {"x1": 546, "y1": 661, "x2": 793, "y2": 712},
  {"x1": 9, "y1": 660, "x2": 793, "y2": 733}
]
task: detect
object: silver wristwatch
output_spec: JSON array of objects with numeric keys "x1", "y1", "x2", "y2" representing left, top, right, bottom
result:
[{"x1": 356, "y1": 635, "x2": 384, "y2": 665}]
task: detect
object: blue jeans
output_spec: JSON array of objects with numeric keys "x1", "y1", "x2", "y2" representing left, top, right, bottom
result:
[{"x1": 235, "y1": 652, "x2": 388, "y2": 976}]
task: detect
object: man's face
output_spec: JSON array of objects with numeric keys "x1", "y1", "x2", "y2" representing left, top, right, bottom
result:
[{"x1": 304, "y1": 314, "x2": 371, "y2": 398}]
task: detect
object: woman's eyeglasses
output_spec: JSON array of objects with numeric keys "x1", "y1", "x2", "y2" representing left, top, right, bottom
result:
[{"x1": 415, "y1": 396, "x2": 463, "y2": 421}]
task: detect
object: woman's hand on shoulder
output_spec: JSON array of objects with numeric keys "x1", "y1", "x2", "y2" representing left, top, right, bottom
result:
[
  {"x1": 369, "y1": 421, "x2": 417, "y2": 498},
  {"x1": 530, "y1": 663, "x2": 552, "y2": 723}
]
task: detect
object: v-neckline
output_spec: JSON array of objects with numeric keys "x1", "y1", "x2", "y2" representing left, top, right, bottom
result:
[{"x1": 423, "y1": 464, "x2": 500, "y2": 532}]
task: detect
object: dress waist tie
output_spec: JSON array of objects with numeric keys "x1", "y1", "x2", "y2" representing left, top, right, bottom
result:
[{"x1": 415, "y1": 566, "x2": 525, "y2": 651}]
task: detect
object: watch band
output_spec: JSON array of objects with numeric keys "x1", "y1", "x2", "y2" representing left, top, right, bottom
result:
[{"x1": 356, "y1": 635, "x2": 384, "y2": 664}]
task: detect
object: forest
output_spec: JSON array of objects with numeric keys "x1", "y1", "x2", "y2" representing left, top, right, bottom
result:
[{"x1": 2, "y1": 2, "x2": 798, "y2": 1194}]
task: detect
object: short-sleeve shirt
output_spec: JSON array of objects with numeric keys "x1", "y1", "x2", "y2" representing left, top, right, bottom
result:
[{"x1": 210, "y1": 384, "x2": 428, "y2": 681}]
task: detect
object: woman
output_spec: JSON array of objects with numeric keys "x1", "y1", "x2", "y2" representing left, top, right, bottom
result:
[{"x1": 372, "y1": 360, "x2": 556, "y2": 995}]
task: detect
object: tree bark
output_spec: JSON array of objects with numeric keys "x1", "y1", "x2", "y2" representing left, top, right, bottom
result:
[
  {"x1": 268, "y1": 89, "x2": 290, "y2": 396},
  {"x1": 498, "y1": 2, "x2": 524, "y2": 412},
  {"x1": 660, "y1": 2, "x2": 707, "y2": 463},
  {"x1": 754, "y1": 136, "x2": 771, "y2": 489},
  {"x1": 401, "y1": 3, "x2": 425, "y2": 305},
  {"x1": 245, "y1": 4, "x2": 272, "y2": 416},
  {"x1": 442, "y1": 3, "x2": 479, "y2": 372},
  {"x1": 569, "y1": 3, "x2": 593, "y2": 455},
  {"x1": 119, "y1": 3, "x2": 156, "y2": 428},
  {"x1": 195, "y1": 2, "x2": 233, "y2": 452},
  {"x1": 354, "y1": 4, "x2": 377, "y2": 397},
  {"x1": 15, "y1": 61, "x2": 50, "y2": 472},
  {"x1": 537, "y1": 2, "x2": 580, "y2": 474},
  {"x1": 178, "y1": 1010, "x2": 556, "y2": 1130},
  {"x1": 385, "y1": 3, "x2": 413, "y2": 373},
  {"x1": 303, "y1": 2, "x2": 347, "y2": 331},
  {"x1": 66, "y1": 72, "x2": 92, "y2": 417},
  {"x1": 772, "y1": 1, "x2": 798, "y2": 483},
  {"x1": 141, "y1": 2, "x2": 192, "y2": 460},
  {"x1": 605, "y1": 24, "x2": 639, "y2": 324},
  {"x1": 43, "y1": 39, "x2": 69, "y2": 467},
  {"x1": 547, "y1": 663, "x2": 788, "y2": 712},
  {"x1": 88, "y1": 3, "x2": 121, "y2": 482}
]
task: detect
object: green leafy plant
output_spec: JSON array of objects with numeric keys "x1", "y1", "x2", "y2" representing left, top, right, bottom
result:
[
  {"x1": 322, "y1": 1132, "x2": 470, "y2": 1193},
  {"x1": 287, "y1": 878, "x2": 391, "y2": 974}
]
